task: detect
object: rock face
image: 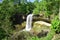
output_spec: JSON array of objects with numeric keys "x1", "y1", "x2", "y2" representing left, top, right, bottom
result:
[
  {"x1": 32, "y1": 21, "x2": 51, "y2": 35},
  {"x1": 34, "y1": 21, "x2": 51, "y2": 27}
]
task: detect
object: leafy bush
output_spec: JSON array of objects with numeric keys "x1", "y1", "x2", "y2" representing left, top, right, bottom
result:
[
  {"x1": 51, "y1": 16, "x2": 60, "y2": 33},
  {"x1": 0, "y1": 28, "x2": 6, "y2": 40}
]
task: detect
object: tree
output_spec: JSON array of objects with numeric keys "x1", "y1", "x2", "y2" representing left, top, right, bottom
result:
[
  {"x1": 33, "y1": 0, "x2": 59, "y2": 17},
  {"x1": 0, "y1": 0, "x2": 15, "y2": 39}
]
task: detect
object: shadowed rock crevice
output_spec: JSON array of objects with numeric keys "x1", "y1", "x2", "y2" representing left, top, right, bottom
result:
[
  {"x1": 37, "y1": 30, "x2": 48, "y2": 38},
  {"x1": 10, "y1": 13, "x2": 25, "y2": 25}
]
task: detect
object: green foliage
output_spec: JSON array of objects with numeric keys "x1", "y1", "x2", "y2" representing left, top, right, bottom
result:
[
  {"x1": 26, "y1": 2, "x2": 35, "y2": 14},
  {"x1": 33, "y1": 8, "x2": 40, "y2": 15},
  {"x1": 43, "y1": 30, "x2": 55, "y2": 40},
  {"x1": 0, "y1": 28, "x2": 6, "y2": 40},
  {"x1": 0, "y1": 0, "x2": 35, "y2": 40},
  {"x1": 27, "y1": 36, "x2": 40, "y2": 40},
  {"x1": 51, "y1": 16, "x2": 60, "y2": 32},
  {"x1": 33, "y1": 0, "x2": 40, "y2": 15},
  {"x1": 33, "y1": 0, "x2": 59, "y2": 17}
]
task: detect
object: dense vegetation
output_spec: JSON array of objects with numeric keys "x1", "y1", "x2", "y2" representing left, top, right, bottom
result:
[{"x1": 0, "y1": 0, "x2": 60, "y2": 40}]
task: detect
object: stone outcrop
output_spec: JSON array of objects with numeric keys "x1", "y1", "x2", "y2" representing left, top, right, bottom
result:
[
  {"x1": 34, "y1": 21, "x2": 51, "y2": 27},
  {"x1": 32, "y1": 21, "x2": 51, "y2": 35}
]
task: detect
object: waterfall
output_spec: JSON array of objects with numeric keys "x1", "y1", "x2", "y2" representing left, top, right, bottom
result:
[
  {"x1": 11, "y1": 14, "x2": 33, "y2": 38},
  {"x1": 25, "y1": 14, "x2": 33, "y2": 31}
]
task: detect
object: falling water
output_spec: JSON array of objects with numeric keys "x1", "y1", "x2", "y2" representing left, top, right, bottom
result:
[
  {"x1": 11, "y1": 14, "x2": 33, "y2": 38},
  {"x1": 25, "y1": 14, "x2": 33, "y2": 31}
]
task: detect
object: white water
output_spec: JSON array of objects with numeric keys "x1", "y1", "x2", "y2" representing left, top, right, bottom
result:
[
  {"x1": 25, "y1": 14, "x2": 33, "y2": 31},
  {"x1": 12, "y1": 14, "x2": 33, "y2": 38}
]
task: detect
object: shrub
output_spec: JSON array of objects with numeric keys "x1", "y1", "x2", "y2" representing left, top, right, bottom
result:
[
  {"x1": 51, "y1": 16, "x2": 60, "y2": 33},
  {"x1": 0, "y1": 28, "x2": 6, "y2": 40}
]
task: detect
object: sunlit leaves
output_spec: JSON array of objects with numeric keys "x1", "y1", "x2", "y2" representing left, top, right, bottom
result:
[{"x1": 51, "y1": 16, "x2": 60, "y2": 32}]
